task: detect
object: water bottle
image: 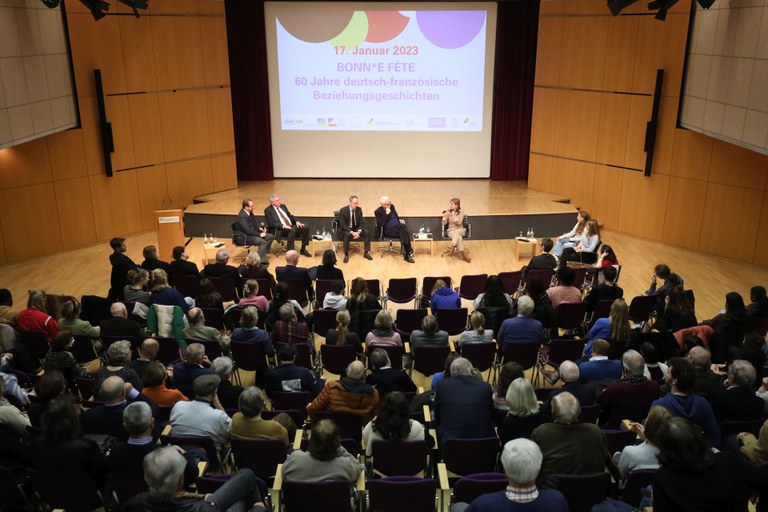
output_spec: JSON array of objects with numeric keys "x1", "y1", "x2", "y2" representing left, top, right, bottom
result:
[{"x1": 204, "y1": 233, "x2": 208, "y2": 243}]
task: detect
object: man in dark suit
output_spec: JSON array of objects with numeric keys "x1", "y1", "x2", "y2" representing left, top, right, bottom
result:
[
  {"x1": 172, "y1": 343, "x2": 211, "y2": 397},
  {"x1": 129, "y1": 338, "x2": 159, "y2": 384},
  {"x1": 687, "y1": 346, "x2": 723, "y2": 395},
  {"x1": 264, "y1": 194, "x2": 311, "y2": 257},
  {"x1": 99, "y1": 302, "x2": 145, "y2": 343},
  {"x1": 169, "y1": 246, "x2": 200, "y2": 281},
  {"x1": 374, "y1": 195, "x2": 414, "y2": 263},
  {"x1": 201, "y1": 248, "x2": 243, "y2": 291},
  {"x1": 81, "y1": 376, "x2": 159, "y2": 441},
  {"x1": 337, "y1": 195, "x2": 373, "y2": 263},
  {"x1": 546, "y1": 360, "x2": 597, "y2": 405},
  {"x1": 109, "y1": 237, "x2": 139, "y2": 300},
  {"x1": 275, "y1": 250, "x2": 315, "y2": 303},
  {"x1": 366, "y1": 348, "x2": 417, "y2": 398},
  {"x1": 527, "y1": 238, "x2": 558, "y2": 272},
  {"x1": 706, "y1": 359, "x2": 764, "y2": 423},
  {"x1": 236, "y1": 199, "x2": 274, "y2": 263},
  {"x1": 434, "y1": 357, "x2": 495, "y2": 446}
]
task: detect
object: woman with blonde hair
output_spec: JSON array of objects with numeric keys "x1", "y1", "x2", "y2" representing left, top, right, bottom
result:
[
  {"x1": 324, "y1": 310, "x2": 362, "y2": 352},
  {"x1": 442, "y1": 197, "x2": 470, "y2": 262},
  {"x1": 365, "y1": 310, "x2": 402, "y2": 347},
  {"x1": 16, "y1": 289, "x2": 58, "y2": 342},
  {"x1": 498, "y1": 377, "x2": 551, "y2": 445},
  {"x1": 238, "y1": 251, "x2": 275, "y2": 289},
  {"x1": 149, "y1": 269, "x2": 190, "y2": 313},
  {"x1": 583, "y1": 297, "x2": 631, "y2": 357},
  {"x1": 458, "y1": 311, "x2": 494, "y2": 347}
]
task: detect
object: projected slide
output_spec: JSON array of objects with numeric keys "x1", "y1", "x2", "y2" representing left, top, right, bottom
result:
[{"x1": 275, "y1": 9, "x2": 487, "y2": 132}]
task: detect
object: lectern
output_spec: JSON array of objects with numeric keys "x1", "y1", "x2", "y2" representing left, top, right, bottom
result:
[{"x1": 154, "y1": 209, "x2": 185, "y2": 262}]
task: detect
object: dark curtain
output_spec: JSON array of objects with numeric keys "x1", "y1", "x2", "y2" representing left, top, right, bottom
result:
[
  {"x1": 490, "y1": 1, "x2": 539, "y2": 181},
  {"x1": 225, "y1": 0, "x2": 274, "y2": 181}
]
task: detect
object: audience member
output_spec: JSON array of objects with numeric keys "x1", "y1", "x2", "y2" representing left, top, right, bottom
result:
[
  {"x1": 316, "y1": 249, "x2": 344, "y2": 281},
  {"x1": 322, "y1": 279, "x2": 347, "y2": 310},
  {"x1": 597, "y1": 349, "x2": 661, "y2": 427},
  {"x1": 582, "y1": 297, "x2": 631, "y2": 357},
  {"x1": 99, "y1": 302, "x2": 145, "y2": 343},
  {"x1": 584, "y1": 265, "x2": 623, "y2": 313},
  {"x1": 546, "y1": 360, "x2": 597, "y2": 405},
  {"x1": 263, "y1": 282, "x2": 306, "y2": 331},
  {"x1": 211, "y1": 356, "x2": 243, "y2": 410},
  {"x1": 686, "y1": 346, "x2": 722, "y2": 394},
  {"x1": 168, "y1": 245, "x2": 200, "y2": 281},
  {"x1": 275, "y1": 250, "x2": 315, "y2": 303},
  {"x1": 109, "y1": 237, "x2": 139, "y2": 300},
  {"x1": 0, "y1": 376, "x2": 30, "y2": 435},
  {"x1": 281, "y1": 419, "x2": 365, "y2": 482},
  {"x1": 141, "y1": 361, "x2": 188, "y2": 408},
  {"x1": 238, "y1": 279, "x2": 269, "y2": 312},
  {"x1": 747, "y1": 286, "x2": 768, "y2": 317},
  {"x1": 496, "y1": 295, "x2": 544, "y2": 350},
  {"x1": 27, "y1": 371, "x2": 66, "y2": 427},
  {"x1": 16, "y1": 289, "x2": 58, "y2": 342},
  {"x1": 265, "y1": 344, "x2": 321, "y2": 398},
  {"x1": 123, "y1": 268, "x2": 152, "y2": 307},
  {"x1": 366, "y1": 348, "x2": 417, "y2": 398},
  {"x1": 272, "y1": 302, "x2": 311, "y2": 345},
  {"x1": 434, "y1": 358, "x2": 495, "y2": 445},
  {"x1": 96, "y1": 339, "x2": 144, "y2": 392},
  {"x1": 43, "y1": 331, "x2": 86, "y2": 389},
  {"x1": 307, "y1": 361, "x2": 380, "y2": 423},
  {"x1": 169, "y1": 374, "x2": 231, "y2": 453},
  {"x1": 141, "y1": 245, "x2": 171, "y2": 274},
  {"x1": 183, "y1": 307, "x2": 230, "y2": 354},
  {"x1": 705, "y1": 359, "x2": 763, "y2": 423},
  {"x1": 707, "y1": 292, "x2": 747, "y2": 364},
  {"x1": 324, "y1": 309, "x2": 362, "y2": 352},
  {"x1": 655, "y1": 285, "x2": 697, "y2": 333},
  {"x1": 430, "y1": 352, "x2": 460, "y2": 391},
  {"x1": 645, "y1": 263, "x2": 684, "y2": 314},
  {"x1": 430, "y1": 279, "x2": 461, "y2": 313},
  {"x1": 498, "y1": 378, "x2": 551, "y2": 445},
  {"x1": 739, "y1": 418, "x2": 768, "y2": 464},
  {"x1": 546, "y1": 267, "x2": 582, "y2": 308},
  {"x1": 202, "y1": 248, "x2": 243, "y2": 291},
  {"x1": 195, "y1": 278, "x2": 224, "y2": 311},
  {"x1": 613, "y1": 405, "x2": 671, "y2": 480},
  {"x1": 527, "y1": 238, "x2": 558, "y2": 272},
  {"x1": 231, "y1": 306, "x2": 273, "y2": 351},
  {"x1": 129, "y1": 338, "x2": 159, "y2": 383},
  {"x1": 346, "y1": 277, "x2": 382, "y2": 336},
  {"x1": 458, "y1": 310, "x2": 494, "y2": 347},
  {"x1": 237, "y1": 251, "x2": 274, "y2": 287},
  {"x1": 474, "y1": 274, "x2": 515, "y2": 312},
  {"x1": 0, "y1": 288, "x2": 19, "y2": 325},
  {"x1": 641, "y1": 342, "x2": 669, "y2": 382},
  {"x1": 82, "y1": 375, "x2": 158, "y2": 441},
  {"x1": 493, "y1": 362, "x2": 524, "y2": 411},
  {"x1": 365, "y1": 310, "x2": 403, "y2": 347},
  {"x1": 171, "y1": 342, "x2": 212, "y2": 396},
  {"x1": 577, "y1": 339, "x2": 622, "y2": 385},
  {"x1": 410, "y1": 314, "x2": 449, "y2": 352},
  {"x1": 149, "y1": 269, "x2": 190, "y2": 314},
  {"x1": 58, "y1": 298, "x2": 101, "y2": 342},
  {"x1": 231, "y1": 386, "x2": 293, "y2": 444},
  {"x1": 363, "y1": 391, "x2": 426, "y2": 457}
]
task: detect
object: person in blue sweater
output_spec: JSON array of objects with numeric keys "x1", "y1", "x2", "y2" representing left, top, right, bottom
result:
[
  {"x1": 455, "y1": 438, "x2": 568, "y2": 512},
  {"x1": 497, "y1": 296, "x2": 544, "y2": 351},
  {"x1": 651, "y1": 357, "x2": 720, "y2": 447},
  {"x1": 430, "y1": 279, "x2": 461, "y2": 313},
  {"x1": 149, "y1": 269, "x2": 190, "y2": 313}
]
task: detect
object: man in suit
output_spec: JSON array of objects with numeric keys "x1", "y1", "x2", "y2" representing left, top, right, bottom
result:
[
  {"x1": 374, "y1": 195, "x2": 415, "y2": 263},
  {"x1": 546, "y1": 360, "x2": 597, "y2": 405},
  {"x1": 109, "y1": 237, "x2": 139, "y2": 300},
  {"x1": 434, "y1": 358, "x2": 495, "y2": 446},
  {"x1": 99, "y1": 302, "x2": 145, "y2": 343},
  {"x1": 596, "y1": 350, "x2": 660, "y2": 427},
  {"x1": 264, "y1": 194, "x2": 311, "y2": 257},
  {"x1": 687, "y1": 346, "x2": 723, "y2": 395},
  {"x1": 276, "y1": 250, "x2": 315, "y2": 303},
  {"x1": 236, "y1": 199, "x2": 275, "y2": 263},
  {"x1": 201, "y1": 249, "x2": 243, "y2": 291},
  {"x1": 366, "y1": 348, "x2": 416, "y2": 398},
  {"x1": 172, "y1": 343, "x2": 212, "y2": 397},
  {"x1": 337, "y1": 195, "x2": 373, "y2": 263},
  {"x1": 706, "y1": 359, "x2": 764, "y2": 423},
  {"x1": 81, "y1": 376, "x2": 159, "y2": 441}
]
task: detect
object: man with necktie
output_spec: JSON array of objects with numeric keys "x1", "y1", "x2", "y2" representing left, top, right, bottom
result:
[
  {"x1": 337, "y1": 195, "x2": 373, "y2": 264},
  {"x1": 264, "y1": 194, "x2": 311, "y2": 257},
  {"x1": 237, "y1": 199, "x2": 275, "y2": 265}
]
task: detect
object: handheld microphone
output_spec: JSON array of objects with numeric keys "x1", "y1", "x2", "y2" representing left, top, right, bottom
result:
[{"x1": 442, "y1": 210, "x2": 447, "y2": 214}]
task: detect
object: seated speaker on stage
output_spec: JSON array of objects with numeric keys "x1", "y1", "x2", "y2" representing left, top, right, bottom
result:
[
  {"x1": 337, "y1": 195, "x2": 373, "y2": 264},
  {"x1": 442, "y1": 197, "x2": 470, "y2": 263},
  {"x1": 264, "y1": 194, "x2": 311, "y2": 257},
  {"x1": 374, "y1": 195, "x2": 415, "y2": 263},
  {"x1": 237, "y1": 199, "x2": 274, "y2": 264},
  {"x1": 559, "y1": 219, "x2": 600, "y2": 268}
]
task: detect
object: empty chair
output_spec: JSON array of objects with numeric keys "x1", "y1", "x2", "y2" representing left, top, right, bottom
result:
[
  {"x1": 460, "y1": 341, "x2": 497, "y2": 380},
  {"x1": 173, "y1": 274, "x2": 200, "y2": 298},
  {"x1": 155, "y1": 337, "x2": 182, "y2": 366},
  {"x1": 368, "y1": 476, "x2": 438, "y2": 512},
  {"x1": 314, "y1": 280, "x2": 334, "y2": 309},
  {"x1": 271, "y1": 391, "x2": 313, "y2": 421},
  {"x1": 383, "y1": 278, "x2": 418, "y2": 309},
  {"x1": 455, "y1": 274, "x2": 488, "y2": 301},
  {"x1": 256, "y1": 278, "x2": 273, "y2": 300},
  {"x1": 540, "y1": 338, "x2": 585, "y2": 372},
  {"x1": 419, "y1": 276, "x2": 452, "y2": 308},
  {"x1": 284, "y1": 279, "x2": 312, "y2": 309},
  {"x1": 578, "y1": 404, "x2": 601, "y2": 424},
  {"x1": 435, "y1": 308, "x2": 469, "y2": 336},
  {"x1": 312, "y1": 308, "x2": 339, "y2": 337},
  {"x1": 589, "y1": 299, "x2": 614, "y2": 326},
  {"x1": 525, "y1": 268, "x2": 556, "y2": 289},
  {"x1": 442, "y1": 437, "x2": 500, "y2": 477},
  {"x1": 311, "y1": 411, "x2": 363, "y2": 452},
  {"x1": 70, "y1": 335, "x2": 99, "y2": 364},
  {"x1": 320, "y1": 343, "x2": 357, "y2": 376},
  {"x1": 394, "y1": 308, "x2": 429, "y2": 344},
  {"x1": 411, "y1": 345, "x2": 452, "y2": 377},
  {"x1": 498, "y1": 271, "x2": 523, "y2": 297},
  {"x1": 370, "y1": 440, "x2": 429, "y2": 478},
  {"x1": 627, "y1": 295, "x2": 658, "y2": 327},
  {"x1": 200, "y1": 307, "x2": 224, "y2": 330},
  {"x1": 363, "y1": 278, "x2": 383, "y2": 301},
  {"x1": 161, "y1": 432, "x2": 229, "y2": 472},
  {"x1": 209, "y1": 276, "x2": 239, "y2": 303},
  {"x1": 500, "y1": 341, "x2": 541, "y2": 376},
  {"x1": 194, "y1": 339, "x2": 223, "y2": 361},
  {"x1": 231, "y1": 341, "x2": 271, "y2": 375},
  {"x1": 231, "y1": 437, "x2": 288, "y2": 485},
  {"x1": 280, "y1": 479, "x2": 360, "y2": 512},
  {"x1": 547, "y1": 472, "x2": 613, "y2": 512},
  {"x1": 17, "y1": 330, "x2": 48, "y2": 364},
  {"x1": 601, "y1": 403, "x2": 652, "y2": 430},
  {"x1": 75, "y1": 375, "x2": 97, "y2": 400},
  {"x1": 555, "y1": 302, "x2": 588, "y2": 334}
]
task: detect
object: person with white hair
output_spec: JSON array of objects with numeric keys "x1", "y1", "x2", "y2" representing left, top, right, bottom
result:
[
  {"x1": 546, "y1": 360, "x2": 598, "y2": 405},
  {"x1": 211, "y1": 356, "x2": 243, "y2": 411},
  {"x1": 706, "y1": 359, "x2": 763, "y2": 424},
  {"x1": 452, "y1": 439, "x2": 568, "y2": 512},
  {"x1": 99, "y1": 301, "x2": 145, "y2": 343},
  {"x1": 498, "y1": 378, "x2": 551, "y2": 446},
  {"x1": 122, "y1": 446, "x2": 266, "y2": 512},
  {"x1": 374, "y1": 195, "x2": 415, "y2": 263},
  {"x1": 531, "y1": 392, "x2": 616, "y2": 480},
  {"x1": 434, "y1": 357, "x2": 495, "y2": 446},
  {"x1": 201, "y1": 248, "x2": 244, "y2": 291},
  {"x1": 264, "y1": 194, "x2": 311, "y2": 257},
  {"x1": 597, "y1": 349, "x2": 661, "y2": 428},
  {"x1": 496, "y1": 295, "x2": 544, "y2": 351}
]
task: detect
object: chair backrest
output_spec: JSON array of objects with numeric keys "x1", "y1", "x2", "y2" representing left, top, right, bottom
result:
[
  {"x1": 475, "y1": 306, "x2": 510, "y2": 338},
  {"x1": 315, "y1": 280, "x2": 334, "y2": 308},
  {"x1": 525, "y1": 268, "x2": 555, "y2": 288},
  {"x1": 70, "y1": 335, "x2": 98, "y2": 363},
  {"x1": 603, "y1": 404, "x2": 651, "y2": 431},
  {"x1": 173, "y1": 274, "x2": 201, "y2": 298},
  {"x1": 460, "y1": 342, "x2": 497, "y2": 373},
  {"x1": 29, "y1": 469, "x2": 103, "y2": 511},
  {"x1": 498, "y1": 271, "x2": 523, "y2": 296},
  {"x1": 320, "y1": 343, "x2": 357, "y2": 376},
  {"x1": 313, "y1": 308, "x2": 339, "y2": 336},
  {"x1": 386, "y1": 278, "x2": 418, "y2": 305},
  {"x1": 443, "y1": 437, "x2": 500, "y2": 476},
  {"x1": 275, "y1": 342, "x2": 313, "y2": 369},
  {"x1": 231, "y1": 437, "x2": 288, "y2": 481},
  {"x1": 231, "y1": 340, "x2": 270, "y2": 371},
  {"x1": 17, "y1": 330, "x2": 49, "y2": 362},
  {"x1": 603, "y1": 429, "x2": 640, "y2": 455},
  {"x1": 603, "y1": 337, "x2": 627, "y2": 360},
  {"x1": 271, "y1": 391, "x2": 313, "y2": 419},
  {"x1": 435, "y1": 307, "x2": 469, "y2": 336},
  {"x1": 161, "y1": 432, "x2": 223, "y2": 471},
  {"x1": 155, "y1": 336, "x2": 182, "y2": 365},
  {"x1": 456, "y1": 274, "x2": 488, "y2": 300},
  {"x1": 312, "y1": 411, "x2": 363, "y2": 447},
  {"x1": 452, "y1": 472, "x2": 508, "y2": 505},
  {"x1": 621, "y1": 469, "x2": 656, "y2": 508},
  {"x1": 255, "y1": 278, "x2": 273, "y2": 300},
  {"x1": 419, "y1": 276, "x2": 451, "y2": 308},
  {"x1": 555, "y1": 302, "x2": 588, "y2": 330},
  {"x1": 394, "y1": 308, "x2": 429, "y2": 343},
  {"x1": 368, "y1": 476, "x2": 437, "y2": 512},
  {"x1": 194, "y1": 339, "x2": 223, "y2": 361},
  {"x1": 75, "y1": 376, "x2": 97, "y2": 400},
  {"x1": 200, "y1": 307, "x2": 224, "y2": 330},
  {"x1": 547, "y1": 472, "x2": 613, "y2": 512},
  {"x1": 628, "y1": 295, "x2": 657, "y2": 323},
  {"x1": 79, "y1": 295, "x2": 113, "y2": 325},
  {"x1": 719, "y1": 419, "x2": 763, "y2": 439},
  {"x1": 545, "y1": 338, "x2": 586, "y2": 368},
  {"x1": 262, "y1": 409, "x2": 304, "y2": 428},
  {"x1": 281, "y1": 480, "x2": 355, "y2": 512},
  {"x1": 501, "y1": 341, "x2": 540, "y2": 370},
  {"x1": 591, "y1": 300, "x2": 614, "y2": 322},
  {"x1": 412, "y1": 345, "x2": 451, "y2": 376},
  {"x1": 46, "y1": 293, "x2": 76, "y2": 320},
  {"x1": 283, "y1": 279, "x2": 310, "y2": 307},
  {"x1": 364, "y1": 279, "x2": 382, "y2": 300},
  {"x1": 209, "y1": 276, "x2": 238, "y2": 302},
  {"x1": 578, "y1": 404, "x2": 600, "y2": 424},
  {"x1": 366, "y1": 343, "x2": 404, "y2": 370},
  {"x1": 370, "y1": 440, "x2": 429, "y2": 477}
]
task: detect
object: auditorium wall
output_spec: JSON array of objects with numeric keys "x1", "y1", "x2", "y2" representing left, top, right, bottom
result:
[
  {"x1": 528, "y1": 0, "x2": 768, "y2": 267},
  {"x1": 0, "y1": 0, "x2": 237, "y2": 265}
]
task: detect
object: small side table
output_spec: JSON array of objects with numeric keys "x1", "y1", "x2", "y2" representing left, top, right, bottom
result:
[
  {"x1": 311, "y1": 236, "x2": 335, "y2": 257},
  {"x1": 202, "y1": 241, "x2": 228, "y2": 266},
  {"x1": 513, "y1": 238, "x2": 539, "y2": 260},
  {"x1": 412, "y1": 235, "x2": 434, "y2": 256}
]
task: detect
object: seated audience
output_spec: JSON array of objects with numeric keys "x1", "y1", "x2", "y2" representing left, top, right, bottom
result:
[
  {"x1": 96, "y1": 339, "x2": 144, "y2": 393},
  {"x1": 0, "y1": 288, "x2": 19, "y2": 325},
  {"x1": 613, "y1": 405, "x2": 671, "y2": 480},
  {"x1": 641, "y1": 342, "x2": 669, "y2": 382},
  {"x1": 170, "y1": 374, "x2": 231, "y2": 453},
  {"x1": 123, "y1": 269, "x2": 151, "y2": 306},
  {"x1": 141, "y1": 361, "x2": 188, "y2": 408},
  {"x1": 0, "y1": 371, "x2": 30, "y2": 410},
  {"x1": 645, "y1": 263, "x2": 684, "y2": 315},
  {"x1": 583, "y1": 297, "x2": 630, "y2": 357},
  {"x1": 434, "y1": 358, "x2": 495, "y2": 445},
  {"x1": 149, "y1": 269, "x2": 190, "y2": 313},
  {"x1": 346, "y1": 277, "x2": 382, "y2": 336},
  {"x1": 655, "y1": 285, "x2": 697, "y2": 332},
  {"x1": 182, "y1": 307, "x2": 231, "y2": 354},
  {"x1": 454, "y1": 438, "x2": 568, "y2": 512},
  {"x1": 322, "y1": 279, "x2": 347, "y2": 310},
  {"x1": 686, "y1": 346, "x2": 722, "y2": 395},
  {"x1": 577, "y1": 338, "x2": 623, "y2": 385},
  {"x1": 365, "y1": 310, "x2": 403, "y2": 347},
  {"x1": 266, "y1": 343, "x2": 322, "y2": 398},
  {"x1": 196, "y1": 278, "x2": 224, "y2": 311},
  {"x1": 430, "y1": 278, "x2": 461, "y2": 313},
  {"x1": 497, "y1": 295, "x2": 544, "y2": 350},
  {"x1": 673, "y1": 324, "x2": 713, "y2": 356},
  {"x1": 498, "y1": 378, "x2": 551, "y2": 445},
  {"x1": 237, "y1": 251, "x2": 274, "y2": 286},
  {"x1": 410, "y1": 314, "x2": 449, "y2": 352},
  {"x1": 58, "y1": 298, "x2": 101, "y2": 342},
  {"x1": 458, "y1": 310, "x2": 494, "y2": 347},
  {"x1": 231, "y1": 306, "x2": 274, "y2": 355},
  {"x1": 275, "y1": 250, "x2": 315, "y2": 304},
  {"x1": 16, "y1": 289, "x2": 58, "y2": 343},
  {"x1": 366, "y1": 348, "x2": 417, "y2": 398},
  {"x1": 43, "y1": 331, "x2": 86, "y2": 389},
  {"x1": 211, "y1": 356, "x2": 243, "y2": 411},
  {"x1": 129, "y1": 338, "x2": 159, "y2": 384},
  {"x1": 202, "y1": 248, "x2": 244, "y2": 291},
  {"x1": 172, "y1": 342, "x2": 212, "y2": 396},
  {"x1": 238, "y1": 279, "x2": 269, "y2": 312},
  {"x1": 748, "y1": 285, "x2": 768, "y2": 317},
  {"x1": 307, "y1": 361, "x2": 380, "y2": 423},
  {"x1": 593, "y1": 243, "x2": 619, "y2": 270},
  {"x1": 473, "y1": 275, "x2": 515, "y2": 313},
  {"x1": 99, "y1": 302, "x2": 145, "y2": 343},
  {"x1": 316, "y1": 249, "x2": 344, "y2": 281},
  {"x1": 526, "y1": 277, "x2": 555, "y2": 329},
  {"x1": 363, "y1": 391, "x2": 426, "y2": 457},
  {"x1": 263, "y1": 282, "x2": 306, "y2": 331},
  {"x1": 430, "y1": 352, "x2": 460, "y2": 391},
  {"x1": 584, "y1": 265, "x2": 623, "y2": 312},
  {"x1": 597, "y1": 349, "x2": 661, "y2": 427},
  {"x1": 231, "y1": 386, "x2": 293, "y2": 445},
  {"x1": 0, "y1": 376, "x2": 30, "y2": 436},
  {"x1": 169, "y1": 245, "x2": 200, "y2": 281},
  {"x1": 324, "y1": 309, "x2": 362, "y2": 352},
  {"x1": 82, "y1": 375, "x2": 158, "y2": 441},
  {"x1": 493, "y1": 362, "x2": 524, "y2": 412},
  {"x1": 705, "y1": 359, "x2": 763, "y2": 423},
  {"x1": 546, "y1": 267, "x2": 582, "y2": 309},
  {"x1": 734, "y1": 332, "x2": 766, "y2": 383},
  {"x1": 272, "y1": 302, "x2": 311, "y2": 345},
  {"x1": 27, "y1": 371, "x2": 66, "y2": 427},
  {"x1": 282, "y1": 419, "x2": 365, "y2": 482},
  {"x1": 739, "y1": 418, "x2": 768, "y2": 464},
  {"x1": 546, "y1": 360, "x2": 597, "y2": 405},
  {"x1": 707, "y1": 292, "x2": 747, "y2": 364},
  {"x1": 141, "y1": 245, "x2": 171, "y2": 274}
]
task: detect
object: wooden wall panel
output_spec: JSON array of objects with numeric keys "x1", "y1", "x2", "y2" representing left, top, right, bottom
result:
[
  {"x1": 632, "y1": 14, "x2": 689, "y2": 96},
  {"x1": 211, "y1": 153, "x2": 238, "y2": 193},
  {"x1": 0, "y1": 138, "x2": 51, "y2": 189},
  {"x1": 591, "y1": 165, "x2": 623, "y2": 230},
  {"x1": 201, "y1": 17, "x2": 230, "y2": 86},
  {"x1": 165, "y1": 158, "x2": 214, "y2": 209},
  {"x1": 564, "y1": 91, "x2": 601, "y2": 162},
  {"x1": 104, "y1": 95, "x2": 136, "y2": 171},
  {"x1": 670, "y1": 129, "x2": 713, "y2": 180},
  {"x1": 530, "y1": 87, "x2": 558, "y2": 154},
  {"x1": 118, "y1": 16, "x2": 158, "y2": 92},
  {"x1": 0, "y1": 220, "x2": 6, "y2": 265},
  {"x1": 550, "y1": 159, "x2": 595, "y2": 212},
  {"x1": 651, "y1": 96, "x2": 678, "y2": 175},
  {"x1": 47, "y1": 130, "x2": 88, "y2": 181},
  {"x1": 158, "y1": 90, "x2": 211, "y2": 162},
  {"x1": 54, "y1": 176, "x2": 97, "y2": 249},
  {"x1": 89, "y1": 172, "x2": 143, "y2": 241},
  {"x1": 618, "y1": 172, "x2": 669, "y2": 241},
  {"x1": 0, "y1": 182, "x2": 62, "y2": 262},
  {"x1": 753, "y1": 193, "x2": 768, "y2": 267},
  {"x1": 699, "y1": 183, "x2": 763, "y2": 262},
  {"x1": 151, "y1": 17, "x2": 206, "y2": 90},
  {"x1": 662, "y1": 176, "x2": 707, "y2": 250},
  {"x1": 539, "y1": 0, "x2": 564, "y2": 15},
  {"x1": 149, "y1": 0, "x2": 200, "y2": 14},
  {"x1": 79, "y1": 99, "x2": 105, "y2": 176},
  {"x1": 207, "y1": 88, "x2": 235, "y2": 154},
  {"x1": 66, "y1": 14, "x2": 126, "y2": 97},
  {"x1": 603, "y1": 16, "x2": 639, "y2": 93},
  {"x1": 596, "y1": 93, "x2": 630, "y2": 167},
  {"x1": 136, "y1": 165, "x2": 169, "y2": 231},
  {"x1": 534, "y1": 17, "x2": 562, "y2": 86},
  {"x1": 199, "y1": 0, "x2": 225, "y2": 15},
  {"x1": 559, "y1": 17, "x2": 608, "y2": 90},
  {"x1": 625, "y1": 95, "x2": 653, "y2": 171},
  {"x1": 708, "y1": 139, "x2": 768, "y2": 190},
  {"x1": 563, "y1": 0, "x2": 610, "y2": 15},
  {"x1": 527, "y1": 153, "x2": 554, "y2": 193},
  {"x1": 128, "y1": 94, "x2": 165, "y2": 167}
]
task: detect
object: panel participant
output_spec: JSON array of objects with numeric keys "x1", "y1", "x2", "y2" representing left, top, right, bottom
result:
[
  {"x1": 374, "y1": 196, "x2": 414, "y2": 263},
  {"x1": 337, "y1": 195, "x2": 373, "y2": 264},
  {"x1": 264, "y1": 194, "x2": 311, "y2": 257},
  {"x1": 237, "y1": 199, "x2": 275, "y2": 265}
]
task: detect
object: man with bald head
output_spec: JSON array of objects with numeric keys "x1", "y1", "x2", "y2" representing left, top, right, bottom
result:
[
  {"x1": 687, "y1": 346, "x2": 722, "y2": 395},
  {"x1": 182, "y1": 307, "x2": 231, "y2": 354},
  {"x1": 275, "y1": 250, "x2": 314, "y2": 305},
  {"x1": 374, "y1": 195, "x2": 415, "y2": 263},
  {"x1": 81, "y1": 375, "x2": 159, "y2": 441},
  {"x1": 337, "y1": 195, "x2": 373, "y2": 263},
  {"x1": 547, "y1": 360, "x2": 597, "y2": 405},
  {"x1": 597, "y1": 350, "x2": 660, "y2": 428},
  {"x1": 99, "y1": 302, "x2": 145, "y2": 342},
  {"x1": 129, "y1": 338, "x2": 159, "y2": 383},
  {"x1": 202, "y1": 248, "x2": 243, "y2": 290},
  {"x1": 307, "y1": 360, "x2": 380, "y2": 423}
]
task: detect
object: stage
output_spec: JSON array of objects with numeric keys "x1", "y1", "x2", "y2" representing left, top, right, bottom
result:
[{"x1": 183, "y1": 179, "x2": 578, "y2": 239}]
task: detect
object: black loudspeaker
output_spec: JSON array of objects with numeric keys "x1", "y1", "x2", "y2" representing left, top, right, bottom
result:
[
  {"x1": 93, "y1": 69, "x2": 114, "y2": 177},
  {"x1": 643, "y1": 69, "x2": 664, "y2": 177}
]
